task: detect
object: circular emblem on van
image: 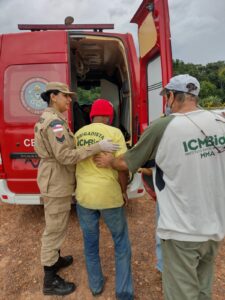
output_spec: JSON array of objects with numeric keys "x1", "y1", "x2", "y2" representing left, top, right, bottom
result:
[{"x1": 21, "y1": 78, "x2": 48, "y2": 114}]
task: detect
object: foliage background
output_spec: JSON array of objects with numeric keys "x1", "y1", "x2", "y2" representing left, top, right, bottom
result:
[
  {"x1": 77, "y1": 87, "x2": 101, "y2": 106},
  {"x1": 173, "y1": 60, "x2": 225, "y2": 108}
]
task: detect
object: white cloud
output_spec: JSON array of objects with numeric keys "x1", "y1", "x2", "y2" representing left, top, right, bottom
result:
[{"x1": 169, "y1": 0, "x2": 225, "y2": 64}]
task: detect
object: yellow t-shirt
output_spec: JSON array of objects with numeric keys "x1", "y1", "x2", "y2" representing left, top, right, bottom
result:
[{"x1": 74, "y1": 123, "x2": 127, "y2": 209}]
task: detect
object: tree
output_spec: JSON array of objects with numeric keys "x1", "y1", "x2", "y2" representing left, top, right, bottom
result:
[
  {"x1": 218, "y1": 67, "x2": 225, "y2": 92},
  {"x1": 199, "y1": 81, "x2": 217, "y2": 99},
  {"x1": 77, "y1": 87, "x2": 101, "y2": 105},
  {"x1": 173, "y1": 59, "x2": 225, "y2": 108},
  {"x1": 199, "y1": 96, "x2": 222, "y2": 108}
]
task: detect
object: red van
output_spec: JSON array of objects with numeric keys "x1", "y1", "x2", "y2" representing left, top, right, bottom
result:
[{"x1": 0, "y1": 0, "x2": 172, "y2": 204}]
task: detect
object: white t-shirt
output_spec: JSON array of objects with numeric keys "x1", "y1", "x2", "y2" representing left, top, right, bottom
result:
[{"x1": 125, "y1": 110, "x2": 225, "y2": 242}]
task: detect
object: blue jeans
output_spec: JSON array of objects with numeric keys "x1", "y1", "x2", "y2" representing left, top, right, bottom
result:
[
  {"x1": 76, "y1": 204, "x2": 134, "y2": 300},
  {"x1": 156, "y1": 201, "x2": 163, "y2": 272}
]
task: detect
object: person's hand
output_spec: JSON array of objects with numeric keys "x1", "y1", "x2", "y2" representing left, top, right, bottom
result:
[
  {"x1": 98, "y1": 139, "x2": 120, "y2": 152},
  {"x1": 122, "y1": 192, "x2": 129, "y2": 207},
  {"x1": 93, "y1": 152, "x2": 114, "y2": 168},
  {"x1": 138, "y1": 168, "x2": 152, "y2": 176}
]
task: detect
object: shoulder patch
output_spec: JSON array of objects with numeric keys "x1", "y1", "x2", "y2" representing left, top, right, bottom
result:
[
  {"x1": 49, "y1": 119, "x2": 65, "y2": 143},
  {"x1": 49, "y1": 119, "x2": 64, "y2": 127}
]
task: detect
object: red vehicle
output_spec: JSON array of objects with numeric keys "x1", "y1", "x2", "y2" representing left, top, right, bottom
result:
[{"x1": 0, "y1": 0, "x2": 172, "y2": 204}]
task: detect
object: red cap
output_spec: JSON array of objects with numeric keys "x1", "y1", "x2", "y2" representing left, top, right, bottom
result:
[{"x1": 90, "y1": 99, "x2": 114, "y2": 124}]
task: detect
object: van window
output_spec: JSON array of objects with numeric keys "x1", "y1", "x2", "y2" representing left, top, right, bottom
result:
[
  {"x1": 138, "y1": 12, "x2": 157, "y2": 58},
  {"x1": 4, "y1": 63, "x2": 68, "y2": 123},
  {"x1": 147, "y1": 55, "x2": 163, "y2": 123}
]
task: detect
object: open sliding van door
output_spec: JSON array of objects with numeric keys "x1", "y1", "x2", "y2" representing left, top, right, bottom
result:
[
  {"x1": 131, "y1": 0, "x2": 172, "y2": 132},
  {"x1": 0, "y1": 31, "x2": 70, "y2": 203}
]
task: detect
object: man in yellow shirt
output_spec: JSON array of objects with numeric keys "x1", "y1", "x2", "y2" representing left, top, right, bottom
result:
[{"x1": 74, "y1": 99, "x2": 134, "y2": 300}]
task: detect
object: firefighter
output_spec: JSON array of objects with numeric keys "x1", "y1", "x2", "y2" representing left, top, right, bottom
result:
[{"x1": 34, "y1": 82, "x2": 120, "y2": 296}]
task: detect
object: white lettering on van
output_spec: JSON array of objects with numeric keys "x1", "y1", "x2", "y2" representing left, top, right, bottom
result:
[{"x1": 24, "y1": 139, "x2": 35, "y2": 147}]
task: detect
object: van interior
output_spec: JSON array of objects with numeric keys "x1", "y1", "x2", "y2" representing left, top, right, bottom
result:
[{"x1": 69, "y1": 34, "x2": 132, "y2": 143}]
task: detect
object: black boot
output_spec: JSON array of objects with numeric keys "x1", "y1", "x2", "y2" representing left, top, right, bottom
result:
[
  {"x1": 43, "y1": 266, "x2": 76, "y2": 296},
  {"x1": 53, "y1": 255, "x2": 73, "y2": 272}
]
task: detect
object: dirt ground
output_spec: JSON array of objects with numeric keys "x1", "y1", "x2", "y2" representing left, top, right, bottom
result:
[{"x1": 0, "y1": 194, "x2": 224, "y2": 300}]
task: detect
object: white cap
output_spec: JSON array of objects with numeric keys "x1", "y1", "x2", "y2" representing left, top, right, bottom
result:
[{"x1": 160, "y1": 74, "x2": 200, "y2": 96}]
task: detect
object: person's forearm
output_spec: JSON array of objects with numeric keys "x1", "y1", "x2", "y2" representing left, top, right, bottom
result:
[
  {"x1": 94, "y1": 152, "x2": 129, "y2": 170},
  {"x1": 139, "y1": 168, "x2": 152, "y2": 176},
  {"x1": 111, "y1": 155, "x2": 129, "y2": 171},
  {"x1": 118, "y1": 170, "x2": 129, "y2": 192}
]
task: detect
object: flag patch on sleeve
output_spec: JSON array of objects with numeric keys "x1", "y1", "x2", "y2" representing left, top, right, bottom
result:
[
  {"x1": 49, "y1": 119, "x2": 65, "y2": 142},
  {"x1": 52, "y1": 124, "x2": 63, "y2": 133}
]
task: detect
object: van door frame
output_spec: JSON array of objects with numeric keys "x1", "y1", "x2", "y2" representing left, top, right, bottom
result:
[
  {"x1": 131, "y1": 0, "x2": 173, "y2": 132},
  {"x1": 0, "y1": 30, "x2": 71, "y2": 195}
]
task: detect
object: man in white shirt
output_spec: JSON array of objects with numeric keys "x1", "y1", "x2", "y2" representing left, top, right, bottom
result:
[{"x1": 94, "y1": 75, "x2": 225, "y2": 300}]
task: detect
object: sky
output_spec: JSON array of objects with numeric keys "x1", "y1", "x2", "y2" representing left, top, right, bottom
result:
[{"x1": 0, "y1": 0, "x2": 224, "y2": 65}]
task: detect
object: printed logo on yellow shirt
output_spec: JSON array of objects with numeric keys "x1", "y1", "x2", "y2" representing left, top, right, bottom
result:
[{"x1": 76, "y1": 131, "x2": 104, "y2": 147}]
